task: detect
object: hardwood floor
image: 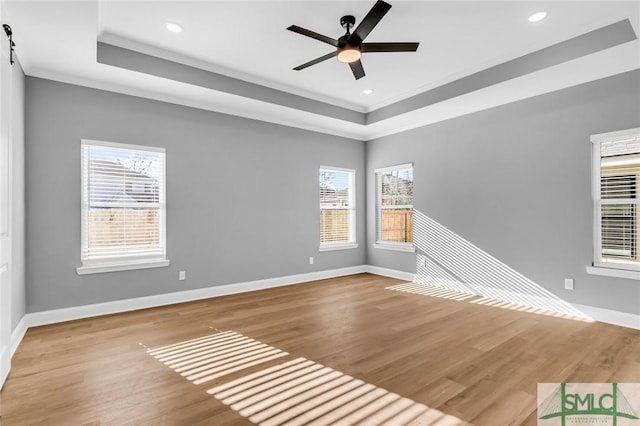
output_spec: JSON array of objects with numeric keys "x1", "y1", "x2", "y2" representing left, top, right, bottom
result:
[{"x1": 2, "y1": 273, "x2": 639, "y2": 425}]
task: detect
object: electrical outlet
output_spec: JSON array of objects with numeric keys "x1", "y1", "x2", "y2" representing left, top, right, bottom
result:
[
  {"x1": 179, "y1": 270, "x2": 186, "y2": 281},
  {"x1": 309, "y1": 256, "x2": 314, "y2": 265},
  {"x1": 564, "y1": 278, "x2": 574, "y2": 290}
]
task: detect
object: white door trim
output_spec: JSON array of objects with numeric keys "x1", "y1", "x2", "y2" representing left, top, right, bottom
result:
[{"x1": 0, "y1": 1, "x2": 14, "y2": 388}]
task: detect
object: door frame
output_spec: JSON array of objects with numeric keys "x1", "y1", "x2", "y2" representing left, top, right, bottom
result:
[{"x1": 0, "y1": 2, "x2": 13, "y2": 388}]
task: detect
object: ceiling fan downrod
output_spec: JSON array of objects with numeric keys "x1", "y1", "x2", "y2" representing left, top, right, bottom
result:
[{"x1": 340, "y1": 15, "x2": 356, "y2": 36}]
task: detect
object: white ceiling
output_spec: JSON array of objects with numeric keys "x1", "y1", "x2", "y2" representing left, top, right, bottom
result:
[{"x1": 3, "y1": 1, "x2": 640, "y2": 139}]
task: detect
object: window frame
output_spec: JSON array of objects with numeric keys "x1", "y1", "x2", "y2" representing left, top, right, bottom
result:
[
  {"x1": 590, "y1": 128, "x2": 640, "y2": 278},
  {"x1": 374, "y1": 163, "x2": 415, "y2": 253},
  {"x1": 318, "y1": 165, "x2": 358, "y2": 252},
  {"x1": 77, "y1": 139, "x2": 169, "y2": 275}
]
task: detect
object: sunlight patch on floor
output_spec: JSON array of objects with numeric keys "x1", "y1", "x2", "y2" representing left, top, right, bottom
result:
[
  {"x1": 386, "y1": 282, "x2": 593, "y2": 322},
  {"x1": 147, "y1": 330, "x2": 470, "y2": 425},
  {"x1": 207, "y1": 357, "x2": 471, "y2": 426},
  {"x1": 387, "y1": 282, "x2": 476, "y2": 302},
  {"x1": 147, "y1": 331, "x2": 289, "y2": 384}
]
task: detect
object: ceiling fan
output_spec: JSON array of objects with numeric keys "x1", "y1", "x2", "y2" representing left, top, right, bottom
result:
[{"x1": 287, "y1": 0, "x2": 419, "y2": 80}]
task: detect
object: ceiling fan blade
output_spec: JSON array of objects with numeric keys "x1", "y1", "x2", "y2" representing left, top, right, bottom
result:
[
  {"x1": 349, "y1": 59, "x2": 365, "y2": 80},
  {"x1": 287, "y1": 25, "x2": 339, "y2": 47},
  {"x1": 362, "y1": 42, "x2": 419, "y2": 52},
  {"x1": 349, "y1": 0, "x2": 392, "y2": 44},
  {"x1": 293, "y1": 52, "x2": 337, "y2": 71}
]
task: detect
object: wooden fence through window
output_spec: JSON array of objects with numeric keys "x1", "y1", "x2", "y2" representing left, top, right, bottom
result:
[
  {"x1": 381, "y1": 210, "x2": 413, "y2": 243},
  {"x1": 320, "y1": 209, "x2": 413, "y2": 243}
]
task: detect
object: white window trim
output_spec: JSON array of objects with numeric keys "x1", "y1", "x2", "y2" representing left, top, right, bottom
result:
[
  {"x1": 77, "y1": 259, "x2": 170, "y2": 275},
  {"x1": 319, "y1": 242, "x2": 359, "y2": 252},
  {"x1": 586, "y1": 265, "x2": 640, "y2": 280},
  {"x1": 81, "y1": 139, "x2": 166, "y2": 153},
  {"x1": 373, "y1": 242, "x2": 415, "y2": 252},
  {"x1": 374, "y1": 163, "x2": 414, "y2": 251},
  {"x1": 591, "y1": 128, "x2": 640, "y2": 278},
  {"x1": 375, "y1": 163, "x2": 413, "y2": 174},
  {"x1": 77, "y1": 139, "x2": 169, "y2": 275},
  {"x1": 319, "y1": 165, "x2": 357, "y2": 251}
]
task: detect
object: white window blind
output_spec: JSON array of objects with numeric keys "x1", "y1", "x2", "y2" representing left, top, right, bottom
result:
[
  {"x1": 593, "y1": 129, "x2": 640, "y2": 271},
  {"x1": 375, "y1": 164, "x2": 413, "y2": 245},
  {"x1": 319, "y1": 167, "x2": 356, "y2": 247},
  {"x1": 81, "y1": 140, "x2": 166, "y2": 266}
]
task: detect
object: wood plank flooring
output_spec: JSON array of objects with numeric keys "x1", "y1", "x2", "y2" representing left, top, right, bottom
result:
[{"x1": 1, "y1": 273, "x2": 639, "y2": 425}]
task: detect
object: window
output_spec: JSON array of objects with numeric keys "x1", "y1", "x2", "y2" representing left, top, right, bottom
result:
[
  {"x1": 591, "y1": 128, "x2": 640, "y2": 273},
  {"x1": 374, "y1": 163, "x2": 414, "y2": 252},
  {"x1": 77, "y1": 140, "x2": 168, "y2": 274},
  {"x1": 319, "y1": 166, "x2": 357, "y2": 251}
]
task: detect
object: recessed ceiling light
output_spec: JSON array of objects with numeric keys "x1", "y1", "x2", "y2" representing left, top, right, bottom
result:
[
  {"x1": 528, "y1": 11, "x2": 548, "y2": 23},
  {"x1": 165, "y1": 22, "x2": 183, "y2": 33},
  {"x1": 362, "y1": 89, "x2": 373, "y2": 95}
]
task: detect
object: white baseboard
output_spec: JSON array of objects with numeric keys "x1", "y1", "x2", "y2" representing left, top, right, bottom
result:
[
  {"x1": 0, "y1": 317, "x2": 25, "y2": 389},
  {"x1": 10, "y1": 315, "x2": 27, "y2": 357},
  {"x1": 7, "y1": 264, "x2": 639, "y2": 380},
  {"x1": 0, "y1": 346, "x2": 9, "y2": 389},
  {"x1": 366, "y1": 265, "x2": 414, "y2": 282},
  {"x1": 24, "y1": 265, "x2": 368, "y2": 328},
  {"x1": 380, "y1": 267, "x2": 640, "y2": 330},
  {"x1": 572, "y1": 302, "x2": 640, "y2": 330}
]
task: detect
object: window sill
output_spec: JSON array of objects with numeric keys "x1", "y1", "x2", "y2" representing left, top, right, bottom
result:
[
  {"x1": 586, "y1": 265, "x2": 640, "y2": 280},
  {"x1": 318, "y1": 243, "x2": 359, "y2": 252},
  {"x1": 77, "y1": 259, "x2": 170, "y2": 275},
  {"x1": 373, "y1": 242, "x2": 415, "y2": 253}
]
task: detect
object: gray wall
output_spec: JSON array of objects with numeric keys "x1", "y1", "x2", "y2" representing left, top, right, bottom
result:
[
  {"x1": 367, "y1": 70, "x2": 640, "y2": 315},
  {"x1": 11, "y1": 59, "x2": 25, "y2": 331},
  {"x1": 25, "y1": 77, "x2": 365, "y2": 313},
  {"x1": 24, "y1": 70, "x2": 640, "y2": 316}
]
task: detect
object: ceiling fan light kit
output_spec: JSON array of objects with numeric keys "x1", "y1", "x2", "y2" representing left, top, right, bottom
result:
[
  {"x1": 337, "y1": 45, "x2": 361, "y2": 63},
  {"x1": 287, "y1": 0, "x2": 419, "y2": 80}
]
